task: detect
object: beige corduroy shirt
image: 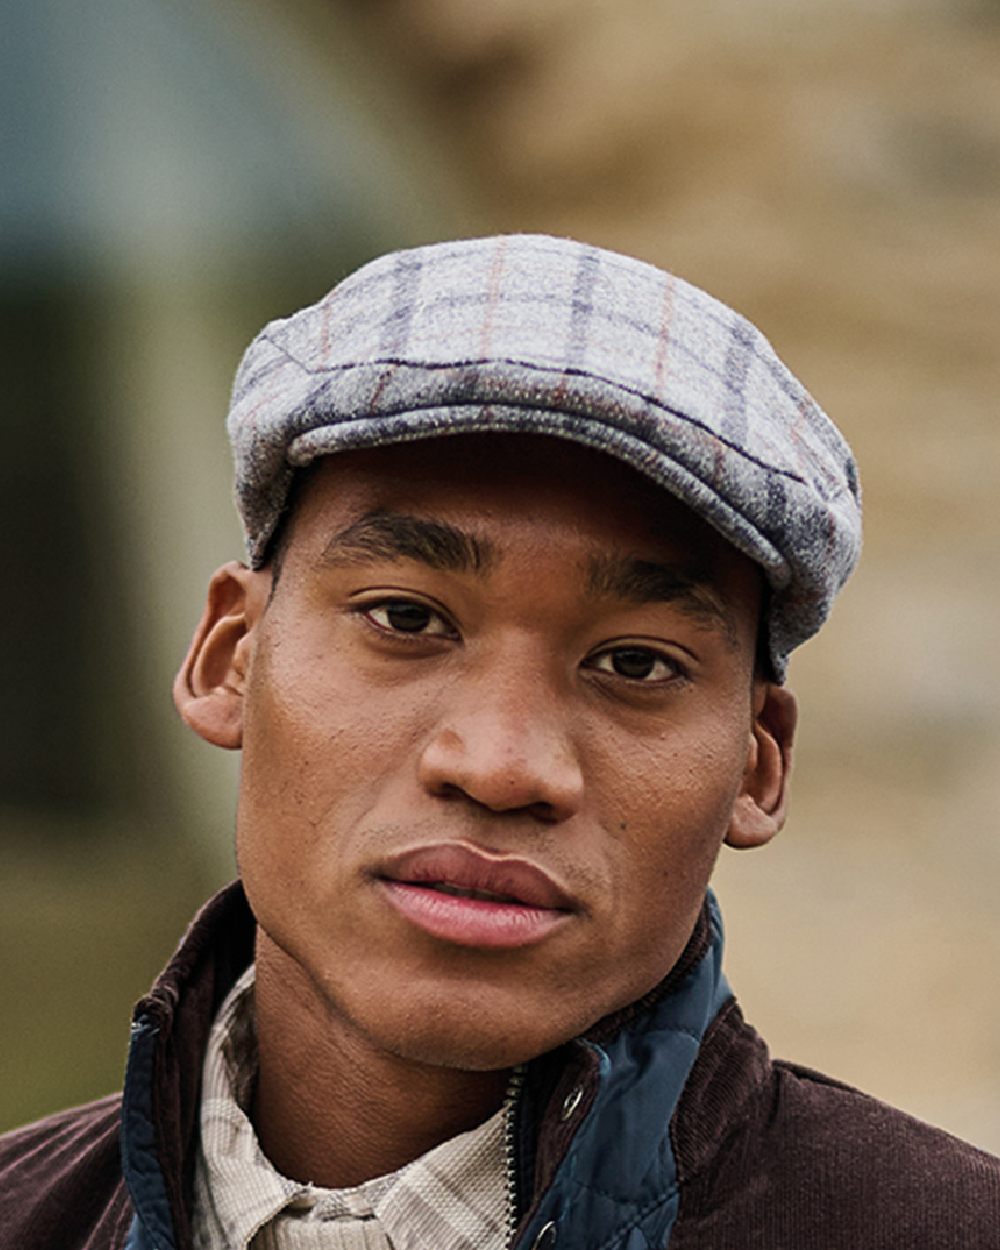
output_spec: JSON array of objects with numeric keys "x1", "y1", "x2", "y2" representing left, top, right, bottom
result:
[{"x1": 192, "y1": 967, "x2": 511, "y2": 1250}]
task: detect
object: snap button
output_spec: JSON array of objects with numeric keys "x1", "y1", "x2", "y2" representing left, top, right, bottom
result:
[
  {"x1": 531, "y1": 1220, "x2": 557, "y2": 1249},
  {"x1": 560, "y1": 1085, "x2": 583, "y2": 1120}
]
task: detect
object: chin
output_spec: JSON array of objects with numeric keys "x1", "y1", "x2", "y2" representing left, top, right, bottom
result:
[
  {"x1": 363, "y1": 988, "x2": 588, "y2": 1073},
  {"x1": 385, "y1": 1021, "x2": 554, "y2": 1073}
]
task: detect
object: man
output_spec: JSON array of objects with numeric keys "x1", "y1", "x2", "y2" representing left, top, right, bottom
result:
[{"x1": 2, "y1": 234, "x2": 997, "y2": 1250}]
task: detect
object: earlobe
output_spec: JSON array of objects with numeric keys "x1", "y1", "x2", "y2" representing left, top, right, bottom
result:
[
  {"x1": 725, "y1": 683, "x2": 798, "y2": 850},
  {"x1": 172, "y1": 562, "x2": 272, "y2": 750}
]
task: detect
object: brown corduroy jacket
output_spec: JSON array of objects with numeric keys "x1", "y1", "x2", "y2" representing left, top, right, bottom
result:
[{"x1": 2, "y1": 883, "x2": 998, "y2": 1250}]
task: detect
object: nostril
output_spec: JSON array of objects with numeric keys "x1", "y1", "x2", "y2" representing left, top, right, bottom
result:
[
  {"x1": 525, "y1": 800, "x2": 562, "y2": 824},
  {"x1": 433, "y1": 781, "x2": 468, "y2": 803},
  {"x1": 432, "y1": 781, "x2": 561, "y2": 822}
]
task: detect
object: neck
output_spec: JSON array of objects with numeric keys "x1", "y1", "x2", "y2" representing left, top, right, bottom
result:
[{"x1": 251, "y1": 931, "x2": 510, "y2": 1189}]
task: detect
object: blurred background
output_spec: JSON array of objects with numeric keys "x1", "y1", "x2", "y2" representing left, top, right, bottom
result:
[{"x1": 2, "y1": 0, "x2": 999, "y2": 1151}]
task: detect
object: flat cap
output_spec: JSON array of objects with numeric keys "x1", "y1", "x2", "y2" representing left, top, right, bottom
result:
[{"x1": 228, "y1": 233, "x2": 861, "y2": 679}]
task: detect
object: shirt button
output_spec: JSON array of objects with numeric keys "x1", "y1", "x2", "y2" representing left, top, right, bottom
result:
[
  {"x1": 532, "y1": 1220, "x2": 558, "y2": 1249},
  {"x1": 560, "y1": 1086, "x2": 584, "y2": 1120}
]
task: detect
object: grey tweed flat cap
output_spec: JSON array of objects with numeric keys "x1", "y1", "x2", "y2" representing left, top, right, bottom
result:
[{"x1": 228, "y1": 233, "x2": 861, "y2": 679}]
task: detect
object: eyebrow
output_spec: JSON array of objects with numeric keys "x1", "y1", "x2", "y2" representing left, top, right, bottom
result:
[
  {"x1": 586, "y1": 553, "x2": 739, "y2": 645},
  {"x1": 320, "y1": 510, "x2": 738, "y2": 645},
  {"x1": 321, "y1": 510, "x2": 495, "y2": 574}
]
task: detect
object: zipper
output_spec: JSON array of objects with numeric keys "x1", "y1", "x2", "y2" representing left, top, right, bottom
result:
[{"x1": 503, "y1": 1062, "x2": 527, "y2": 1247}]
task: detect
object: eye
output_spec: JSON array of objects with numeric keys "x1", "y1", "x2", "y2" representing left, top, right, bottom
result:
[
  {"x1": 586, "y1": 645, "x2": 685, "y2": 683},
  {"x1": 363, "y1": 599, "x2": 455, "y2": 638}
]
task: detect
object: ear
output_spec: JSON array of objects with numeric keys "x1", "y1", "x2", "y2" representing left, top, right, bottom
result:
[
  {"x1": 725, "y1": 682, "x2": 798, "y2": 850},
  {"x1": 172, "y1": 562, "x2": 272, "y2": 750}
]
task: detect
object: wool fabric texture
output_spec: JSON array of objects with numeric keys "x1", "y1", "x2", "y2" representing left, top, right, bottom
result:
[{"x1": 227, "y1": 233, "x2": 861, "y2": 678}]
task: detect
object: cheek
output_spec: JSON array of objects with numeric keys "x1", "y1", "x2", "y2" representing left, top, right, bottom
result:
[
  {"x1": 590, "y1": 707, "x2": 751, "y2": 971},
  {"x1": 235, "y1": 630, "x2": 442, "y2": 886},
  {"x1": 586, "y1": 741, "x2": 744, "y2": 1010},
  {"x1": 242, "y1": 640, "x2": 379, "y2": 804},
  {"x1": 606, "y1": 713, "x2": 750, "y2": 847}
]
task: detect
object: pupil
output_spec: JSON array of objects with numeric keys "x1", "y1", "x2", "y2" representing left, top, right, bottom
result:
[
  {"x1": 386, "y1": 603, "x2": 430, "y2": 632},
  {"x1": 612, "y1": 649, "x2": 656, "y2": 679}
]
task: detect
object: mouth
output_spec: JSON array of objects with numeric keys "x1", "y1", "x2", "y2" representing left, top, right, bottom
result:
[
  {"x1": 419, "y1": 882, "x2": 524, "y2": 903},
  {"x1": 374, "y1": 843, "x2": 576, "y2": 949}
]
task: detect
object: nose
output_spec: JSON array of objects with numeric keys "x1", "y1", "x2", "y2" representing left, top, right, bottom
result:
[{"x1": 416, "y1": 664, "x2": 584, "y2": 823}]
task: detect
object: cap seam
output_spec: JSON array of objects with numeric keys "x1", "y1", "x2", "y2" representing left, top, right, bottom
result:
[
  {"x1": 252, "y1": 338, "x2": 816, "y2": 490},
  {"x1": 258, "y1": 326, "x2": 807, "y2": 423}
]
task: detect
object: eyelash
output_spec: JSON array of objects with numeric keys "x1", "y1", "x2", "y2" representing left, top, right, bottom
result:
[
  {"x1": 583, "y1": 647, "x2": 690, "y2": 686},
  {"x1": 352, "y1": 596, "x2": 691, "y2": 686},
  {"x1": 354, "y1": 596, "x2": 458, "y2": 641}
]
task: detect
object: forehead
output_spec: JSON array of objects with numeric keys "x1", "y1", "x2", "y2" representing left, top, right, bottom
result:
[
  {"x1": 286, "y1": 434, "x2": 730, "y2": 561},
  {"x1": 278, "y1": 435, "x2": 763, "y2": 642}
]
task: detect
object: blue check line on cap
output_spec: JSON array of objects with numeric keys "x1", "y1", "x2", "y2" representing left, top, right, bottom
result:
[{"x1": 304, "y1": 271, "x2": 811, "y2": 410}]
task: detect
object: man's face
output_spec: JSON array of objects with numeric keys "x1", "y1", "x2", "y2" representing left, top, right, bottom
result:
[{"x1": 205, "y1": 436, "x2": 784, "y2": 1070}]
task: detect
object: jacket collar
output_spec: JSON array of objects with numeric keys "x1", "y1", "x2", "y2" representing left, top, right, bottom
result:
[
  {"x1": 122, "y1": 883, "x2": 254, "y2": 1250},
  {"x1": 121, "y1": 882, "x2": 732, "y2": 1250},
  {"x1": 509, "y1": 894, "x2": 730, "y2": 1250}
]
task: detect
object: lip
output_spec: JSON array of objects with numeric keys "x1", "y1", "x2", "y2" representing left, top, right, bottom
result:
[{"x1": 374, "y1": 843, "x2": 577, "y2": 949}]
